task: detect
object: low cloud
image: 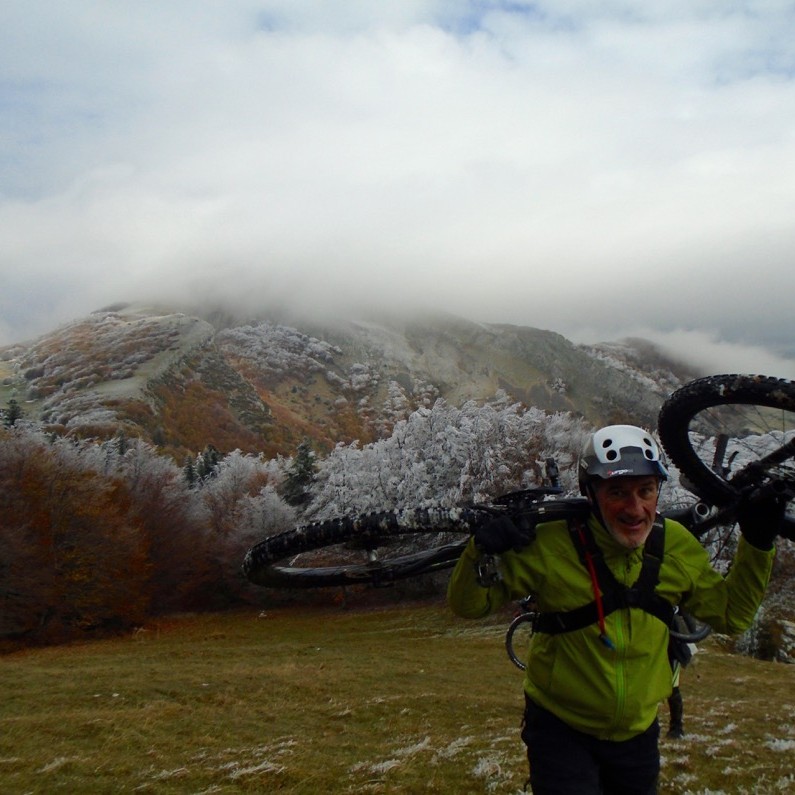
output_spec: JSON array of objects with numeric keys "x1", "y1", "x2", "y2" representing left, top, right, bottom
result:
[
  {"x1": 569, "y1": 327, "x2": 795, "y2": 381},
  {"x1": 1, "y1": 2, "x2": 794, "y2": 371}
]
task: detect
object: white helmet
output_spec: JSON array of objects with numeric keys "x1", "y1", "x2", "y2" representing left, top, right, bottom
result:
[{"x1": 578, "y1": 425, "x2": 668, "y2": 495}]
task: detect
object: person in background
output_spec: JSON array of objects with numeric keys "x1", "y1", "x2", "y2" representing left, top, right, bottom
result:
[
  {"x1": 665, "y1": 613, "x2": 698, "y2": 740},
  {"x1": 448, "y1": 425, "x2": 783, "y2": 795},
  {"x1": 666, "y1": 662, "x2": 685, "y2": 740}
]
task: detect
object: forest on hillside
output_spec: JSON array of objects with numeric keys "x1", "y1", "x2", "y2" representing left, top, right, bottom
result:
[
  {"x1": 2, "y1": 395, "x2": 793, "y2": 655},
  {"x1": 1, "y1": 398, "x2": 592, "y2": 646}
]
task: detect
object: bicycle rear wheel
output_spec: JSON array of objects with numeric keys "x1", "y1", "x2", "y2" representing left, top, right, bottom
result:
[
  {"x1": 242, "y1": 507, "x2": 486, "y2": 588},
  {"x1": 658, "y1": 374, "x2": 795, "y2": 541}
]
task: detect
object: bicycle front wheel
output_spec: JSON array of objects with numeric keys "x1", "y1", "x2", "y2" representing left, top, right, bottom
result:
[
  {"x1": 658, "y1": 374, "x2": 795, "y2": 541},
  {"x1": 242, "y1": 506, "x2": 486, "y2": 588}
]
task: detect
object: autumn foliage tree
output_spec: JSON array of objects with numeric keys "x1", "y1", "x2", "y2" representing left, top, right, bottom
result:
[
  {"x1": 104, "y1": 437, "x2": 214, "y2": 614},
  {"x1": 0, "y1": 429, "x2": 149, "y2": 642}
]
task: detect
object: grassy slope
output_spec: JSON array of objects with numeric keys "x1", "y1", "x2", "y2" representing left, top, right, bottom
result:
[{"x1": 1, "y1": 603, "x2": 793, "y2": 794}]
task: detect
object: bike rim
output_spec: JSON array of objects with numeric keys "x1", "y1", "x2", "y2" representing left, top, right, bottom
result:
[
  {"x1": 658, "y1": 375, "x2": 795, "y2": 540},
  {"x1": 681, "y1": 398, "x2": 794, "y2": 500}
]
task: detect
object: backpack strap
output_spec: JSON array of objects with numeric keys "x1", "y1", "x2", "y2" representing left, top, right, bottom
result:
[{"x1": 533, "y1": 517, "x2": 674, "y2": 636}]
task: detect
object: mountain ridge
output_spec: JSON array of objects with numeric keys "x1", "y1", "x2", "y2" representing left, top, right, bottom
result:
[{"x1": 0, "y1": 302, "x2": 701, "y2": 460}]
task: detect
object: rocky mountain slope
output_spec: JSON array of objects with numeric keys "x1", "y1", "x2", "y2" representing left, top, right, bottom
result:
[{"x1": 0, "y1": 303, "x2": 699, "y2": 461}]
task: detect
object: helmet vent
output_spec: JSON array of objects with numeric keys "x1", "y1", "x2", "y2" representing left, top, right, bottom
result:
[{"x1": 606, "y1": 450, "x2": 618, "y2": 460}]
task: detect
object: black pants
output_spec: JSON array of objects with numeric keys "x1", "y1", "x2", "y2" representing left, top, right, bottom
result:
[{"x1": 521, "y1": 698, "x2": 659, "y2": 795}]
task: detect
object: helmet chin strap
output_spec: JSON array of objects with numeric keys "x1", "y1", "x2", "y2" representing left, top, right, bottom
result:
[{"x1": 585, "y1": 483, "x2": 607, "y2": 529}]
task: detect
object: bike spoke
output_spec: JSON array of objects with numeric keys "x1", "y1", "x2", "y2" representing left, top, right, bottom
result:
[
  {"x1": 686, "y1": 406, "x2": 795, "y2": 493},
  {"x1": 658, "y1": 374, "x2": 795, "y2": 541}
]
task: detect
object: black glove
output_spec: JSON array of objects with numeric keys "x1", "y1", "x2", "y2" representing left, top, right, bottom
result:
[
  {"x1": 736, "y1": 492, "x2": 787, "y2": 551},
  {"x1": 473, "y1": 516, "x2": 533, "y2": 555}
]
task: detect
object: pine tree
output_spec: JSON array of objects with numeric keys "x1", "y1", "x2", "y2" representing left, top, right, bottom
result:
[
  {"x1": 282, "y1": 439, "x2": 316, "y2": 506},
  {"x1": 113, "y1": 431, "x2": 128, "y2": 456},
  {"x1": 196, "y1": 444, "x2": 221, "y2": 482},
  {"x1": 3, "y1": 398, "x2": 23, "y2": 427},
  {"x1": 183, "y1": 456, "x2": 198, "y2": 488}
]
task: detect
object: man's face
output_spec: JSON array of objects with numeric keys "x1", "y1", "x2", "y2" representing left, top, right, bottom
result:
[{"x1": 593, "y1": 475, "x2": 660, "y2": 549}]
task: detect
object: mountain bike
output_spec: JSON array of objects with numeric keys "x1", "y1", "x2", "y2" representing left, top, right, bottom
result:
[{"x1": 243, "y1": 374, "x2": 795, "y2": 591}]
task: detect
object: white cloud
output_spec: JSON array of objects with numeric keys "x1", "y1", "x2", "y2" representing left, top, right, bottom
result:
[
  {"x1": 1, "y1": 1, "x2": 794, "y2": 372},
  {"x1": 647, "y1": 330, "x2": 795, "y2": 381},
  {"x1": 570, "y1": 326, "x2": 795, "y2": 381}
]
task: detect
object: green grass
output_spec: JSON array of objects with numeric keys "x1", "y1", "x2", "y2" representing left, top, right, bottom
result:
[{"x1": 1, "y1": 601, "x2": 793, "y2": 794}]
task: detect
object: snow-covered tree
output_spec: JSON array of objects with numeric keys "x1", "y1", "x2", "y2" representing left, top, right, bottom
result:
[{"x1": 306, "y1": 397, "x2": 591, "y2": 520}]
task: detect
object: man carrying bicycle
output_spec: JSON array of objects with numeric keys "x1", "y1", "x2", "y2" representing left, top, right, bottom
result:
[{"x1": 447, "y1": 424, "x2": 783, "y2": 795}]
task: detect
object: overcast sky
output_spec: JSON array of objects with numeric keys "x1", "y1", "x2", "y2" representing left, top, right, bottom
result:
[{"x1": 2, "y1": 1, "x2": 794, "y2": 377}]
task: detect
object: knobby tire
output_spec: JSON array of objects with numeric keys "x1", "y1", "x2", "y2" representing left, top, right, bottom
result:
[
  {"x1": 242, "y1": 507, "x2": 488, "y2": 588},
  {"x1": 658, "y1": 374, "x2": 795, "y2": 541},
  {"x1": 243, "y1": 498, "x2": 589, "y2": 588}
]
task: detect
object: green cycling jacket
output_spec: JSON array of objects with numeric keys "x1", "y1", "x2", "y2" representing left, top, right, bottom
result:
[{"x1": 447, "y1": 515, "x2": 774, "y2": 741}]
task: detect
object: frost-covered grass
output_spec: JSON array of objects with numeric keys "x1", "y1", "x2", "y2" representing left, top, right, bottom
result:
[
  {"x1": 1, "y1": 603, "x2": 793, "y2": 794},
  {"x1": 657, "y1": 640, "x2": 795, "y2": 794}
]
